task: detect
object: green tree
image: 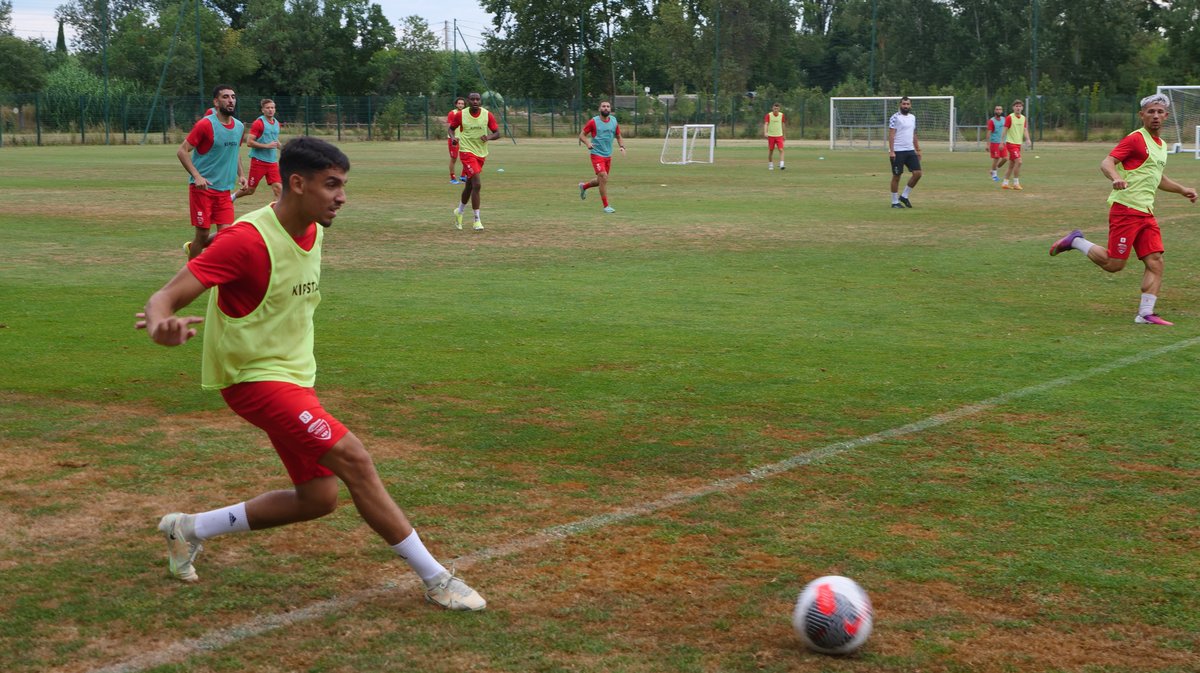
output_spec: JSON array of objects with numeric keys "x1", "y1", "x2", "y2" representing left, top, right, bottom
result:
[
  {"x1": 368, "y1": 16, "x2": 439, "y2": 95},
  {"x1": 0, "y1": 36, "x2": 53, "y2": 92}
]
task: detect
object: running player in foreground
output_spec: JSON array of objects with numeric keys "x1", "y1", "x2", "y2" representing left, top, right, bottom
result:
[
  {"x1": 577, "y1": 101, "x2": 626, "y2": 213},
  {"x1": 138, "y1": 137, "x2": 486, "y2": 611},
  {"x1": 1049, "y1": 93, "x2": 1197, "y2": 325},
  {"x1": 449, "y1": 92, "x2": 501, "y2": 231}
]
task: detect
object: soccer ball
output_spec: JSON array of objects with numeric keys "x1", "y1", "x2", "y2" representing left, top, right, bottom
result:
[{"x1": 792, "y1": 575, "x2": 873, "y2": 655}]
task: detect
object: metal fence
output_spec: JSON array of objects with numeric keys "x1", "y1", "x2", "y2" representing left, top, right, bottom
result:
[{"x1": 0, "y1": 91, "x2": 1146, "y2": 148}]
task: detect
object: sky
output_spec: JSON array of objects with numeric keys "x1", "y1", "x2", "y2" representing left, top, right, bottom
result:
[{"x1": 8, "y1": 0, "x2": 497, "y2": 51}]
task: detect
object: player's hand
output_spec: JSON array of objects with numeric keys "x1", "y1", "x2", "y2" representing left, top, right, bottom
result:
[
  {"x1": 193, "y1": 175, "x2": 211, "y2": 190},
  {"x1": 587, "y1": 143, "x2": 593, "y2": 151},
  {"x1": 1111, "y1": 179, "x2": 1128, "y2": 190},
  {"x1": 450, "y1": 137, "x2": 458, "y2": 145},
  {"x1": 1182, "y1": 187, "x2": 1197, "y2": 203},
  {"x1": 272, "y1": 141, "x2": 281, "y2": 149},
  {"x1": 237, "y1": 176, "x2": 248, "y2": 190},
  {"x1": 136, "y1": 313, "x2": 204, "y2": 346},
  {"x1": 619, "y1": 146, "x2": 626, "y2": 154}
]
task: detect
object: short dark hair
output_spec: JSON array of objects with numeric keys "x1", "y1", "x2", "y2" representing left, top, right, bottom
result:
[
  {"x1": 454, "y1": 96, "x2": 466, "y2": 105},
  {"x1": 280, "y1": 137, "x2": 350, "y2": 190},
  {"x1": 260, "y1": 98, "x2": 275, "y2": 107},
  {"x1": 1013, "y1": 99, "x2": 1024, "y2": 106},
  {"x1": 212, "y1": 84, "x2": 234, "y2": 100}
]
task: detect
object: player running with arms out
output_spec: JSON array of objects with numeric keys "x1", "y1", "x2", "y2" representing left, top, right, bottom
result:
[
  {"x1": 888, "y1": 96, "x2": 921, "y2": 208},
  {"x1": 446, "y1": 96, "x2": 466, "y2": 184},
  {"x1": 764, "y1": 102, "x2": 786, "y2": 171},
  {"x1": 177, "y1": 85, "x2": 246, "y2": 259},
  {"x1": 1001, "y1": 100, "x2": 1027, "y2": 190},
  {"x1": 987, "y1": 105, "x2": 1008, "y2": 181},
  {"x1": 233, "y1": 98, "x2": 283, "y2": 204},
  {"x1": 1049, "y1": 93, "x2": 1197, "y2": 326},
  {"x1": 577, "y1": 101, "x2": 626, "y2": 213},
  {"x1": 449, "y1": 92, "x2": 501, "y2": 231},
  {"x1": 137, "y1": 137, "x2": 486, "y2": 611}
]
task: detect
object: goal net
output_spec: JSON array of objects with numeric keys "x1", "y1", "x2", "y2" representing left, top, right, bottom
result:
[
  {"x1": 829, "y1": 96, "x2": 956, "y2": 151},
  {"x1": 660, "y1": 124, "x2": 716, "y2": 164},
  {"x1": 1156, "y1": 86, "x2": 1200, "y2": 156}
]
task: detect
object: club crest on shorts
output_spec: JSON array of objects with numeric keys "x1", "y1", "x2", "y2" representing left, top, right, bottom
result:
[{"x1": 307, "y1": 418, "x2": 332, "y2": 440}]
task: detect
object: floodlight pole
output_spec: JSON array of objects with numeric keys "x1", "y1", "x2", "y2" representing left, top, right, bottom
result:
[
  {"x1": 712, "y1": 4, "x2": 719, "y2": 124},
  {"x1": 869, "y1": 0, "x2": 878, "y2": 95},
  {"x1": 1030, "y1": 0, "x2": 1038, "y2": 148},
  {"x1": 102, "y1": 0, "x2": 110, "y2": 144},
  {"x1": 195, "y1": 0, "x2": 204, "y2": 100}
]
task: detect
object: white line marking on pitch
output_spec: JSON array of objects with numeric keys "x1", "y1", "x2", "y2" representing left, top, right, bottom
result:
[{"x1": 85, "y1": 335, "x2": 1200, "y2": 673}]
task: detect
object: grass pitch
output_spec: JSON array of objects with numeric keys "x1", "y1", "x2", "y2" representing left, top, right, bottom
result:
[{"x1": 1, "y1": 139, "x2": 1198, "y2": 673}]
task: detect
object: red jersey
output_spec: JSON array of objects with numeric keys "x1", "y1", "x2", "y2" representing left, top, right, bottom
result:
[
  {"x1": 1109, "y1": 130, "x2": 1160, "y2": 172},
  {"x1": 186, "y1": 116, "x2": 240, "y2": 155},
  {"x1": 187, "y1": 220, "x2": 318, "y2": 318},
  {"x1": 446, "y1": 109, "x2": 460, "y2": 126}
]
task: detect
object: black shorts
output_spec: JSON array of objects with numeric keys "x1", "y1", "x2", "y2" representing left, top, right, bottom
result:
[{"x1": 891, "y1": 150, "x2": 921, "y2": 175}]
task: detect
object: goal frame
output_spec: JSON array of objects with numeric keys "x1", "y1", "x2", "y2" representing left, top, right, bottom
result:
[
  {"x1": 829, "y1": 96, "x2": 956, "y2": 152},
  {"x1": 660, "y1": 124, "x2": 716, "y2": 165},
  {"x1": 1156, "y1": 85, "x2": 1200, "y2": 157}
]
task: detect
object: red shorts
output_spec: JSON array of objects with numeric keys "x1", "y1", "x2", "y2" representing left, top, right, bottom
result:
[
  {"x1": 447, "y1": 137, "x2": 460, "y2": 159},
  {"x1": 1107, "y1": 203, "x2": 1163, "y2": 260},
  {"x1": 459, "y1": 152, "x2": 485, "y2": 178},
  {"x1": 590, "y1": 155, "x2": 612, "y2": 175},
  {"x1": 221, "y1": 381, "x2": 349, "y2": 485},
  {"x1": 188, "y1": 184, "x2": 235, "y2": 229},
  {"x1": 1005, "y1": 143, "x2": 1022, "y2": 160},
  {"x1": 767, "y1": 136, "x2": 784, "y2": 150},
  {"x1": 989, "y1": 142, "x2": 1008, "y2": 159},
  {"x1": 247, "y1": 158, "x2": 281, "y2": 188}
]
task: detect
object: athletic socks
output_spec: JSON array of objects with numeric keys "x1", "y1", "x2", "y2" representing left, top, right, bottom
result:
[
  {"x1": 768, "y1": 162, "x2": 774, "y2": 170},
  {"x1": 779, "y1": 161, "x2": 785, "y2": 169},
  {"x1": 192, "y1": 502, "x2": 250, "y2": 540},
  {"x1": 391, "y1": 530, "x2": 447, "y2": 584},
  {"x1": 901, "y1": 186, "x2": 913, "y2": 198},
  {"x1": 602, "y1": 196, "x2": 609, "y2": 207},
  {"x1": 473, "y1": 209, "x2": 481, "y2": 221},
  {"x1": 456, "y1": 203, "x2": 465, "y2": 214},
  {"x1": 891, "y1": 193, "x2": 900, "y2": 204},
  {"x1": 1139, "y1": 293, "x2": 1157, "y2": 317},
  {"x1": 1071, "y1": 237, "x2": 1095, "y2": 255}
]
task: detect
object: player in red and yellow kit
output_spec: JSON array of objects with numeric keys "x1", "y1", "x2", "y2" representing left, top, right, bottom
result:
[
  {"x1": 1001, "y1": 100, "x2": 1027, "y2": 190},
  {"x1": 446, "y1": 96, "x2": 466, "y2": 184},
  {"x1": 138, "y1": 137, "x2": 486, "y2": 610},
  {"x1": 448, "y1": 92, "x2": 501, "y2": 230},
  {"x1": 1049, "y1": 94, "x2": 1197, "y2": 325},
  {"x1": 764, "y1": 102, "x2": 786, "y2": 170}
]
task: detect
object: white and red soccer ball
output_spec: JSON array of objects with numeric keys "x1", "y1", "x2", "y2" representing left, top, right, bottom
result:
[{"x1": 792, "y1": 575, "x2": 873, "y2": 655}]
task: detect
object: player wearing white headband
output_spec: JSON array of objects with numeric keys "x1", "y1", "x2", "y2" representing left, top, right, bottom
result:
[{"x1": 1049, "y1": 93, "x2": 1196, "y2": 325}]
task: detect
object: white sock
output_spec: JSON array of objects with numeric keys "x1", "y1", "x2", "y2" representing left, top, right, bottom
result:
[
  {"x1": 901, "y1": 186, "x2": 913, "y2": 198},
  {"x1": 1139, "y1": 293, "x2": 1157, "y2": 317},
  {"x1": 473, "y1": 209, "x2": 481, "y2": 221},
  {"x1": 779, "y1": 161, "x2": 785, "y2": 168},
  {"x1": 1002, "y1": 179, "x2": 1009, "y2": 185},
  {"x1": 391, "y1": 530, "x2": 447, "y2": 584},
  {"x1": 1014, "y1": 178, "x2": 1020, "y2": 185},
  {"x1": 230, "y1": 194, "x2": 237, "y2": 202},
  {"x1": 192, "y1": 502, "x2": 250, "y2": 541},
  {"x1": 456, "y1": 203, "x2": 464, "y2": 214},
  {"x1": 1071, "y1": 237, "x2": 1095, "y2": 255},
  {"x1": 768, "y1": 162, "x2": 773, "y2": 169},
  {"x1": 990, "y1": 169, "x2": 997, "y2": 177},
  {"x1": 891, "y1": 193, "x2": 900, "y2": 204}
]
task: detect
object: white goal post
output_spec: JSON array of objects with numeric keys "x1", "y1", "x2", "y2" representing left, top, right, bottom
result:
[
  {"x1": 660, "y1": 124, "x2": 716, "y2": 164},
  {"x1": 1156, "y1": 86, "x2": 1200, "y2": 158},
  {"x1": 829, "y1": 96, "x2": 956, "y2": 151}
]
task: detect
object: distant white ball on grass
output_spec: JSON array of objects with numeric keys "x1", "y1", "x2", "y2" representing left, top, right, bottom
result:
[
  {"x1": 818, "y1": 156, "x2": 825, "y2": 160},
  {"x1": 792, "y1": 575, "x2": 873, "y2": 655},
  {"x1": 497, "y1": 168, "x2": 505, "y2": 172}
]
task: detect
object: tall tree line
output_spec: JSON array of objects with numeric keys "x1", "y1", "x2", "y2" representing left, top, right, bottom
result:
[{"x1": 2, "y1": 0, "x2": 1199, "y2": 99}]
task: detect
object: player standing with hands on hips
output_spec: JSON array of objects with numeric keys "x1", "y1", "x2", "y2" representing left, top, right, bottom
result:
[
  {"x1": 138, "y1": 137, "x2": 486, "y2": 611},
  {"x1": 1049, "y1": 93, "x2": 1197, "y2": 325},
  {"x1": 888, "y1": 96, "x2": 921, "y2": 208},
  {"x1": 764, "y1": 102, "x2": 786, "y2": 171},
  {"x1": 577, "y1": 101, "x2": 626, "y2": 213},
  {"x1": 449, "y1": 92, "x2": 501, "y2": 231},
  {"x1": 1001, "y1": 100, "x2": 1027, "y2": 190}
]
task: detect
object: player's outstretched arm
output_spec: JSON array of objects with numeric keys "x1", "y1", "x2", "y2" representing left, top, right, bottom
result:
[{"x1": 136, "y1": 267, "x2": 208, "y2": 347}]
